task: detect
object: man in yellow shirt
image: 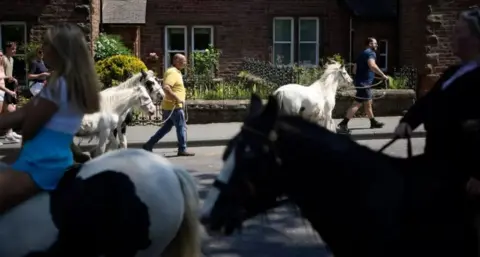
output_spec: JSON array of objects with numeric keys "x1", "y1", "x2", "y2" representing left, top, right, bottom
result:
[{"x1": 143, "y1": 54, "x2": 194, "y2": 156}]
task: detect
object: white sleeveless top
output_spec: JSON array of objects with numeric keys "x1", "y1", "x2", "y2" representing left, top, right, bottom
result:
[{"x1": 38, "y1": 77, "x2": 84, "y2": 135}]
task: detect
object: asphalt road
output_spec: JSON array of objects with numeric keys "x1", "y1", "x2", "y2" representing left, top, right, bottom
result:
[{"x1": 154, "y1": 138, "x2": 426, "y2": 257}]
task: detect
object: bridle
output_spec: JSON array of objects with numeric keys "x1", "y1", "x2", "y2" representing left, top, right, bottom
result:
[{"x1": 212, "y1": 124, "x2": 283, "y2": 198}]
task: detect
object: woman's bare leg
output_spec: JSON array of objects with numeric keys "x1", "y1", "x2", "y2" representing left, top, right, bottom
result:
[{"x1": 0, "y1": 167, "x2": 40, "y2": 214}]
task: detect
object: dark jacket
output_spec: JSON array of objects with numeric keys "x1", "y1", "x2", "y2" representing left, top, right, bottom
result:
[{"x1": 401, "y1": 64, "x2": 480, "y2": 176}]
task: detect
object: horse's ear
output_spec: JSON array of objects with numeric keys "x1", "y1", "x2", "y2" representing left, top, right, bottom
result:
[
  {"x1": 340, "y1": 64, "x2": 344, "y2": 69},
  {"x1": 247, "y1": 93, "x2": 263, "y2": 117}
]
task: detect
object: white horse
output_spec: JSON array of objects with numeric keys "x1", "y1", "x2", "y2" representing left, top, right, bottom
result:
[
  {"x1": 273, "y1": 61, "x2": 353, "y2": 132},
  {"x1": 102, "y1": 70, "x2": 164, "y2": 149},
  {"x1": 77, "y1": 85, "x2": 156, "y2": 158},
  {"x1": 0, "y1": 149, "x2": 201, "y2": 257}
]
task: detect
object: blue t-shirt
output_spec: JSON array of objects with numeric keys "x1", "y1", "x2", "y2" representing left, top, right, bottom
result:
[
  {"x1": 354, "y1": 48, "x2": 376, "y2": 86},
  {"x1": 29, "y1": 60, "x2": 48, "y2": 83},
  {"x1": 38, "y1": 77, "x2": 84, "y2": 135}
]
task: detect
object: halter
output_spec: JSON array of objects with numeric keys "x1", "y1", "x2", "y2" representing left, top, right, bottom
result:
[{"x1": 212, "y1": 125, "x2": 283, "y2": 194}]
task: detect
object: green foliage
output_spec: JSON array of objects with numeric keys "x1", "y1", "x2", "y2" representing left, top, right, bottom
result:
[
  {"x1": 187, "y1": 80, "x2": 271, "y2": 100},
  {"x1": 94, "y1": 33, "x2": 131, "y2": 61},
  {"x1": 95, "y1": 55, "x2": 147, "y2": 88},
  {"x1": 189, "y1": 45, "x2": 221, "y2": 76},
  {"x1": 17, "y1": 41, "x2": 42, "y2": 67},
  {"x1": 388, "y1": 76, "x2": 409, "y2": 89},
  {"x1": 329, "y1": 53, "x2": 345, "y2": 64}
]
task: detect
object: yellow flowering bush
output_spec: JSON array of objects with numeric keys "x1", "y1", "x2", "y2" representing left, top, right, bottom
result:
[{"x1": 95, "y1": 55, "x2": 147, "y2": 88}]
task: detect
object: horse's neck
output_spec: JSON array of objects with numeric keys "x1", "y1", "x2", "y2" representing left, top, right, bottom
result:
[
  {"x1": 117, "y1": 74, "x2": 142, "y2": 89},
  {"x1": 108, "y1": 88, "x2": 140, "y2": 114},
  {"x1": 310, "y1": 73, "x2": 339, "y2": 94},
  {"x1": 273, "y1": 118, "x2": 404, "y2": 254}
]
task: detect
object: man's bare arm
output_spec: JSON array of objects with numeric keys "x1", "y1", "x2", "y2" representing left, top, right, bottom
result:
[
  {"x1": 367, "y1": 59, "x2": 388, "y2": 79},
  {"x1": 162, "y1": 84, "x2": 183, "y2": 103}
]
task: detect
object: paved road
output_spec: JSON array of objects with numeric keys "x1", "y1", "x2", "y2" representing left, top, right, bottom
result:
[{"x1": 154, "y1": 138, "x2": 426, "y2": 257}]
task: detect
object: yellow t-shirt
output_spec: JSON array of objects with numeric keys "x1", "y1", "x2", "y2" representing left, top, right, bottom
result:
[{"x1": 161, "y1": 67, "x2": 186, "y2": 110}]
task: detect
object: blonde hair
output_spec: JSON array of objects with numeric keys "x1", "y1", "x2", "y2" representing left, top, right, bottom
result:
[{"x1": 43, "y1": 23, "x2": 100, "y2": 114}]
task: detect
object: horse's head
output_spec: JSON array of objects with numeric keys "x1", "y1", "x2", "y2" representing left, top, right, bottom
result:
[
  {"x1": 322, "y1": 62, "x2": 353, "y2": 85},
  {"x1": 134, "y1": 85, "x2": 156, "y2": 116},
  {"x1": 140, "y1": 70, "x2": 165, "y2": 102},
  {"x1": 200, "y1": 94, "x2": 284, "y2": 235}
]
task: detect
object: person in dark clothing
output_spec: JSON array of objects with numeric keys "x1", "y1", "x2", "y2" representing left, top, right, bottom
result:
[
  {"x1": 337, "y1": 37, "x2": 388, "y2": 133},
  {"x1": 28, "y1": 47, "x2": 50, "y2": 96},
  {"x1": 394, "y1": 8, "x2": 480, "y2": 256}
]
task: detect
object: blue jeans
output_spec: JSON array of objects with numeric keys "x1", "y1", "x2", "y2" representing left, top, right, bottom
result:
[{"x1": 144, "y1": 109, "x2": 187, "y2": 152}]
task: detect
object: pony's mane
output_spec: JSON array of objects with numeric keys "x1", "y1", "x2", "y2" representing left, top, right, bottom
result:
[
  {"x1": 309, "y1": 61, "x2": 346, "y2": 97},
  {"x1": 116, "y1": 70, "x2": 155, "y2": 90}
]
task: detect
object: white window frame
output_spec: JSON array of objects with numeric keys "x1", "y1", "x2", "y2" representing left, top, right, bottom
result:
[
  {"x1": 378, "y1": 39, "x2": 388, "y2": 71},
  {"x1": 164, "y1": 25, "x2": 187, "y2": 72},
  {"x1": 272, "y1": 17, "x2": 294, "y2": 66},
  {"x1": 0, "y1": 21, "x2": 27, "y2": 86},
  {"x1": 191, "y1": 25, "x2": 214, "y2": 53},
  {"x1": 298, "y1": 17, "x2": 319, "y2": 66}
]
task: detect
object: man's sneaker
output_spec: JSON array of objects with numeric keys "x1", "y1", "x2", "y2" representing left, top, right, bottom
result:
[
  {"x1": 178, "y1": 151, "x2": 195, "y2": 157},
  {"x1": 11, "y1": 132, "x2": 22, "y2": 139},
  {"x1": 5, "y1": 134, "x2": 20, "y2": 143},
  {"x1": 370, "y1": 120, "x2": 385, "y2": 129},
  {"x1": 337, "y1": 123, "x2": 350, "y2": 134}
]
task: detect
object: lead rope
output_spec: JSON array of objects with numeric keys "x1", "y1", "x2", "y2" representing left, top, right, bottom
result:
[{"x1": 378, "y1": 135, "x2": 413, "y2": 158}]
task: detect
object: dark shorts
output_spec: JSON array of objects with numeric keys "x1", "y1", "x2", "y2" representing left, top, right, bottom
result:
[
  {"x1": 355, "y1": 83, "x2": 372, "y2": 102},
  {"x1": 3, "y1": 80, "x2": 17, "y2": 105}
]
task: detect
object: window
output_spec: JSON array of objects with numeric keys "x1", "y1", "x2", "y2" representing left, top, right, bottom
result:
[
  {"x1": 0, "y1": 22, "x2": 27, "y2": 86},
  {"x1": 164, "y1": 26, "x2": 187, "y2": 70},
  {"x1": 191, "y1": 26, "x2": 214, "y2": 67},
  {"x1": 273, "y1": 17, "x2": 294, "y2": 65},
  {"x1": 273, "y1": 17, "x2": 320, "y2": 66},
  {"x1": 298, "y1": 18, "x2": 319, "y2": 66},
  {"x1": 192, "y1": 26, "x2": 213, "y2": 52},
  {"x1": 377, "y1": 39, "x2": 388, "y2": 71}
]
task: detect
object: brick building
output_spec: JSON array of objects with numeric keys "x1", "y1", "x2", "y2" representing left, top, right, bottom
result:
[
  {"x1": 0, "y1": 0, "x2": 477, "y2": 93},
  {"x1": 0, "y1": 0, "x2": 101, "y2": 86}
]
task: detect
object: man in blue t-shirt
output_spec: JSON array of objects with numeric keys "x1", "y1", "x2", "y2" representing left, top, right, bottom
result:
[{"x1": 337, "y1": 37, "x2": 389, "y2": 133}]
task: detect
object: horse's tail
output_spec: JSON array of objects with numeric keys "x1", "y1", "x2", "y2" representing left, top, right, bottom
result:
[
  {"x1": 163, "y1": 167, "x2": 201, "y2": 257},
  {"x1": 273, "y1": 89, "x2": 284, "y2": 114}
]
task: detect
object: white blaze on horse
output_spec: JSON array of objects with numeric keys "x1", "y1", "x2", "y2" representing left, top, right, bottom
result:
[
  {"x1": 273, "y1": 61, "x2": 353, "y2": 132},
  {"x1": 102, "y1": 70, "x2": 164, "y2": 150},
  {"x1": 0, "y1": 149, "x2": 201, "y2": 257},
  {"x1": 76, "y1": 84, "x2": 156, "y2": 158}
]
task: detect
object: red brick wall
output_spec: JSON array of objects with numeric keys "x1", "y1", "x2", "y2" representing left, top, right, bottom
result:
[
  {"x1": 0, "y1": 0, "x2": 94, "y2": 45},
  {"x1": 399, "y1": 0, "x2": 477, "y2": 95},
  {"x1": 352, "y1": 19, "x2": 397, "y2": 73},
  {"x1": 141, "y1": 0, "x2": 351, "y2": 75}
]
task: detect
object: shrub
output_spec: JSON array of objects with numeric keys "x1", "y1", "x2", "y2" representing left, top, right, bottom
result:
[
  {"x1": 189, "y1": 45, "x2": 221, "y2": 76},
  {"x1": 388, "y1": 76, "x2": 409, "y2": 89},
  {"x1": 94, "y1": 33, "x2": 131, "y2": 61},
  {"x1": 18, "y1": 41, "x2": 42, "y2": 66},
  {"x1": 95, "y1": 55, "x2": 147, "y2": 88}
]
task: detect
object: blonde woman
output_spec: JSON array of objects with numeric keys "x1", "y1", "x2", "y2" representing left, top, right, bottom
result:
[{"x1": 0, "y1": 23, "x2": 101, "y2": 213}]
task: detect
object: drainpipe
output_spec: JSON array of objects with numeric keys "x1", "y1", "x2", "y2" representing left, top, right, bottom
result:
[{"x1": 100, "y1": 0, "x2": 104, "y2": 32}]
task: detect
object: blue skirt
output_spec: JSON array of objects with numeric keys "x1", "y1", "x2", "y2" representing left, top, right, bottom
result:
[{"x1": 12, "y1": 128, "x2": 74, "y2": 190}]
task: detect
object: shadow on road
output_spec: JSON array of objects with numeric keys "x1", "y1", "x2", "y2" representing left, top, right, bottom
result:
[{"x1": 190, "y1": 170, "x2": 331, "y2": 257}]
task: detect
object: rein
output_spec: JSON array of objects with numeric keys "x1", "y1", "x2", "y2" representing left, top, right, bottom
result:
[{"x1": 352, "y1": 78, "x2": 389, "y2": 100}]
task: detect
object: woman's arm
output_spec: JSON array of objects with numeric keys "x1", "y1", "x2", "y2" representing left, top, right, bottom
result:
[{"x1": 21, "y1": 93, "x2": 58, "y2": 141}]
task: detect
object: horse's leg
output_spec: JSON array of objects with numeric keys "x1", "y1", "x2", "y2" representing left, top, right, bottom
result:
[
  {"x1": 93, "y1": 129, "x2": 110, "y2": 158},
  {"x1": 118, "y1": 122, "x2": 128, "y2": 149}
]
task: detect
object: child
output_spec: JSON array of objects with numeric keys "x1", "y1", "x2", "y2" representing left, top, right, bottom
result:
[{"x1": 0, "y1": 23, "x2": 101, "y2": 213}]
